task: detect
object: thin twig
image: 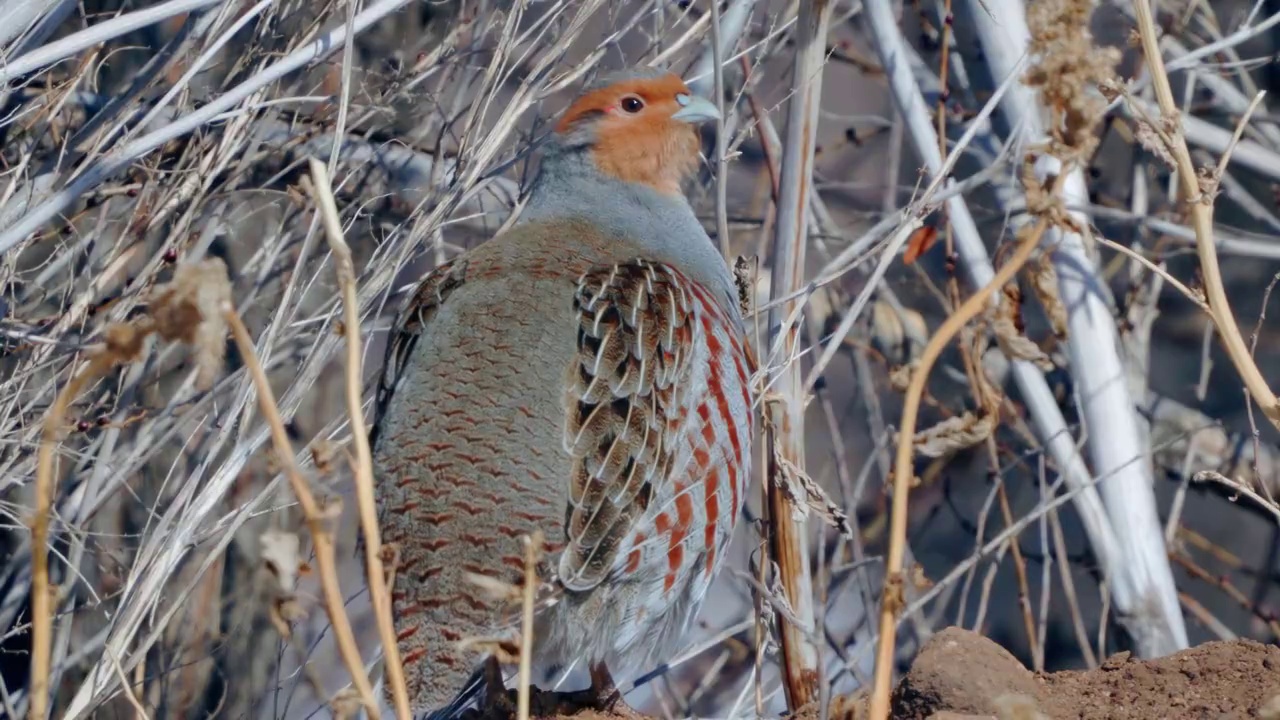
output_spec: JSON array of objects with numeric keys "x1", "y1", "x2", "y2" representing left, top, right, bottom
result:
[
  {"x1": 1212, "y1": 90, "x2": 1267, "y2": 182},
  {"x1": 1096, "y1": 235, "x2": 1208, "y2": 312},
  {"x1": 1130, "y1": 0, "x2": 1280, "y2": 428},
  {"x1": 708, "y1": 0, "x2": 731, "y2": 259},
  {"x1": 110, "y1": 653, "x2": 150, "y2": 720},
  {"x1": 763, "y1": 0, "x2": 834, "y2": 709},
  {"x1": 30, "y1": 353, "x2": 117, "y2": 720},
  {"x1": 1192, "y1": 470, "x2": 1280, "y2": 524},
  {"x1": 304, "y1": 159, "x2": 409, "y2": 719},
  {"x1": 868, "y1": 209, "x2": 1057, "y2": 720},
  {"x1": 222, "y1": 307, "x2": 380, "y2": 717}
]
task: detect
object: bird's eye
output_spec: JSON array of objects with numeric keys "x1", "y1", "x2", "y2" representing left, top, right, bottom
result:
[{"x1": 620, "y1": 96, "x2": 645, "y2": 113}]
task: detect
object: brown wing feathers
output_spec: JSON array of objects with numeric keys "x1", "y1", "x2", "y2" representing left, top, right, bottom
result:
[{"x1": 560, "y1": 259, "x2": 696, "y2": 592}]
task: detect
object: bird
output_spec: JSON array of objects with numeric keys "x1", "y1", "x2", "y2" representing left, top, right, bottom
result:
[{"x1": 370, "y1": 66, "x2": 756, "y2": 718}]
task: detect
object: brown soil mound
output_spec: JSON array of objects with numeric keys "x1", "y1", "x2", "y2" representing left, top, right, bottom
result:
[
  {"x1": 468, "y1": 627, "x2": 1280, "y2": 719},
  {"x1": 889, "y1": 626, "x2": 1280, "y2": 719}
]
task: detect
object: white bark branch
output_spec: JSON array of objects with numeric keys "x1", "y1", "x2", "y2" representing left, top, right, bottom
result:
[
  {"x1": 967, "y1": 0, "x2": 1187, "y2": 656},
  {"x1": 862, "y1": 0, "x2": 1163, "y2": 654},
  {"x1": 0, "y1": 0, "x2": 65, "y2": 51}
]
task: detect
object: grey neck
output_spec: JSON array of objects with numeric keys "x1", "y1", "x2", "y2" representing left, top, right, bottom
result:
[{"x1": 521, "y1": 143, "x2": 739, "y2": 318}]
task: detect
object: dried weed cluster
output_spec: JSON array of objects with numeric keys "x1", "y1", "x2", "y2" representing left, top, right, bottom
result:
[{"x1": 1023, "y1": 0, "x2": 1121, "y2": 164}]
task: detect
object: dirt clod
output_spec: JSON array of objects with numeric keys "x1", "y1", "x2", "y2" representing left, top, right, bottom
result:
[{"x1": 892, "y1": 627, "x2": 1280, "y2": 719}]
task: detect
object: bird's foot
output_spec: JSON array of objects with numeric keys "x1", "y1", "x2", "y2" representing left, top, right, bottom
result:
[
  {"x1": 587, "y1": 662, "x2": 623, "y2": 712},
  {"x1": 477, "y1": 656, "x2": 518, "y2": 718},
  {"x1": 552, "y1": 662, "x2": 623, "y2": 714}
]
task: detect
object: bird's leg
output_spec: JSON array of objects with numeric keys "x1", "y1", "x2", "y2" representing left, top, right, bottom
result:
[
  {"x1": 550, "y1": 661, "x2": 623, "y2": 714},
  {"x1": 586, "y1": 662, "x2": 622, "y2": 711},
  {"x1": 479, "y1": 655, "x2": 517, "y2": 718}
]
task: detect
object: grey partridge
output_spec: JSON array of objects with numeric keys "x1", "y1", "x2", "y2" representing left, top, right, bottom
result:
[{"x1": 371, "y1": 66, "x2": 756, "y2": 717}]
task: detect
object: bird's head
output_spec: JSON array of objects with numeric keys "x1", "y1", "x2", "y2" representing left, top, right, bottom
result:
[{"x1": 550, "y1": 67, "x2": 721, "y2": 196}]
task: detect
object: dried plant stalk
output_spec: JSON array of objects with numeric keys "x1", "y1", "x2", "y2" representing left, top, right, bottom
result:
[
  {"x1": 29, "y1": 259, "x2": 232, "y2": 720},
  {"x1": 305, "y1": 158, "x2": 410, "y2": 719},
  {"x1": 222, "y1": 307, "x2": 380, "y2": 717},
  {"x1": 868, "y1": 193, "x2": 1062, "y2": 719},
  {"x1": 763, "y1": 0, "x2": 834, "y2": 709},
  {"x1": 1128, "y1": 0, "x2": 1280, "y2": 428},
  {"x1": 30, "y1": 352, "x2": 118, "y2": 720},
  {"x1": 517, "y1": 531, "x2": 543, "y2": 720}
]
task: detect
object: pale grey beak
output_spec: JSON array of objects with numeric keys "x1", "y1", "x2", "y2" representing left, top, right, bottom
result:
[{"x1": 671, "y1": 93, "x2": 722, "y2": 123}]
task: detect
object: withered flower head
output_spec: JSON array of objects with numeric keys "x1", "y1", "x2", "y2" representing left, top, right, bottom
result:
[{"x1": 148, "y1": 258, "x2": 233, "y2": 389}]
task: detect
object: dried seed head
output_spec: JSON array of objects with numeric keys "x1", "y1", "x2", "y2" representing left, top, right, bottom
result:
[
  {"x1": 1134, "y1": 119, "x2": 1177, "y2": 170},
  {"x1": 310, "y1": 438, "x2": 337, "y2": 474},
  {"x1": 102, "y1": 322, "x2": 148, "y2": 364},
  {"x1": 1024, "y1": 0, "x2": 1121, "y2": 164},
  {"x1": 148, "y1": 258, "x2": 233, "y2": 389},
  {"x1": 733, "y1": 255, "x2": 754, "y2": 317},
  {"x1": 330, "y1": 689, "x2": 363, "y2": 720},
  {"x1": 911, "y1": 412, "x2": 996, "y2": 458},
  {"x1": 260, "y1": 530, "x2": 303, "y2": 594},
  {"x1": 1030, "y1": 254, "x2": 1069, "y2": 339}
]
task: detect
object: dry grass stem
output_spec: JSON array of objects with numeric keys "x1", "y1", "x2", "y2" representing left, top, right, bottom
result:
[
  {"x1": 30, "y1": 352, "x2": 117, "y2": 720},
  {"x1": 29, "y1": 259, "x2": 232, "y2": 720},
  {"x1": 110, "y1": 654, "x2": 150, "y2": 720},
  {"x1": 1192, "y1": 471, "x2": 1280, "y2": 524},
  {"x1": 517, "y1": 531, "x2": 543, "y2": 720},
  {"x1": 222, "y1": 306, "x2": 379, "y2": 717},
  {"x1": 1129, "y1": 0, "x2": 1280, "y2": 429},
  {"x1": 762, "y1": 0, "x2": 835, "y2": 709},
  {"x1": 304, "y1": 158, "x2": 410, "y2": 719},
  {"x1": 868, "y1": 184, "x2": 1063, "y2": 719}
]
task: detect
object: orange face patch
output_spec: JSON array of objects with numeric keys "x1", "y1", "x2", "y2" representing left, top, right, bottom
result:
[{"x1": 555, "y1": 73, "x2": 703, "y2": 195}]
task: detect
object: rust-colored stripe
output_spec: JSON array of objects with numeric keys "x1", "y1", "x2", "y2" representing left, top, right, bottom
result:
[
  {"x1": 704, "y1": 317, "x2": 723, "y2": 358},
  {"x1": 665, "y1": 544, "x2": 683, "y2": 594},
  {"x1": 402, "y1": 647, "x2": 427, "y2": 666},
  {"x1": 625, "y1": 532, "x2": 646, "y2": 574},
  {"x1": 668, "y1": 486, "x2": 695, "y2": 593},
  {"x1": 693, "y1": 446, "x2": 711, "y2": 470},
  {"x1": 656, "y1": 506, "x2": 677, "y2": 593},
  {"x1": 674, "y1": 486, "x2": 694, "y2": 533},
  {"x1": 655, "y1": 511, "x2": 672, "y2": 535},
  {"x1": 703, "y1": 317, "x2": 746, "y2": 478},
  {"x1": 713, "y1": 368, "x2": 744, "y2": 472},
  {"x1": 700, "y1": 405, "x2": 717, "y2": 443},
  {"x1": 697, "y1": 401, "x2": 711, "y2": 424},
  {"x1": 704, "y1": 469, "x2": 721, "y2": 553}
]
